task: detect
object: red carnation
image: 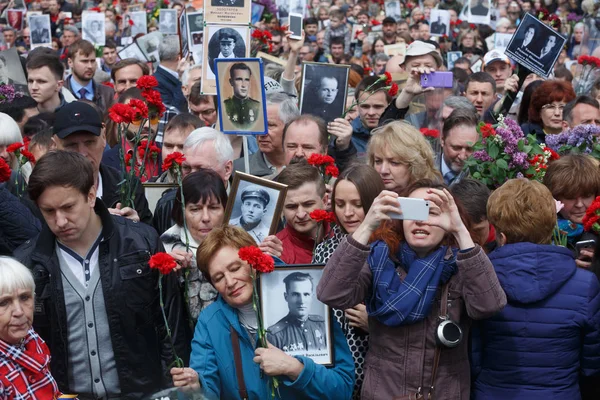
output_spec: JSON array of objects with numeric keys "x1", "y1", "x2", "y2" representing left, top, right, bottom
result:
[
  {"x1": 163, "y1": 151, "x2": 185, "y2": 172},
  {"x1": 307, "y1": 153, "x2": 335, "y2": 167},
  {"x1": 251, "y1": 30, "x2": 264, "y2": 40},
  {"x1": 469, "y1": 23, "x2": 476, "y2": 29},
  {"x1": 0, "y1": 158, "x2": 11, "y2": 183},
  {"x1": 478, "y1": 123, "x2": 495, "y2": 138},
  {"x1": 102, "y1": 81, "x2": 115, "y2": 89},
  {"x1": 325, "y1": 164, "x2": 339, "y2": 178},
  {"x1": 128, "y1": 18, "x2": 134, "y2": 26},
  {"x1": 544, "y1": 146, "x2": 560, "y2": 161},
  {"x1": 128, "y1": 99, "x2": 149, "y2": 120},
  {"x1": 238, "y1": 246, "x2": 274, "y2": 273},
  {"x1": 89, "y1": 6, "x2": 101, "y2": 12},
  {"x1": 21, "y1": 149, "x2": 35, "y2": 163},
  {"x1": 149, "y1": 252, "x2": 178, "y2": 275},
  {"x1": 364, "y1": 66, "x2": 372, "y2": 75},
  {"x1": 381, "y1": 71, "x2": 393, "y2": 85},
  {"x1": 136, "y1": 75, "x2": 159, "y2": 90},
  {"x1": 309, "y1": 209, "x2": 336, "y2": 223},
  {"x1": 124, "y1": 152, "x2": 133, "y2": 165},
  {"x1": 354, "y1": 29, "x2": 363, "y2": 39},
  {"x1": 109, "y1": 103, "x2": 134, "y2": 124},
  {"x1": 371, "y1": 19, "x2": 381, "y2": 26},
  {"x1": 388, "y1": 82, "x2": 399, "y2": 97},
  {"x1": 456, "y1": 19, "x2": 462, "y2": 25},
  {"x1": 6, "y1": 142, "x2": 23, "y2": 153},
  {"x1": 420, "y1": 128, "x2": 440, "y2": 138}
]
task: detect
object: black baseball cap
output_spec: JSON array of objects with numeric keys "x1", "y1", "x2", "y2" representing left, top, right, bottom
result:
[
  {"x1": 383, "y1": 16, "x2": 397, "y2": 24},
  {"x1": 53, "y1": 102, "x2": 102, "y2": 139}
]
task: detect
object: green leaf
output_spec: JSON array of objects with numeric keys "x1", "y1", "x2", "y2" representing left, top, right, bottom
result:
[
  {"x1": 496, "y1": 159, "x2": 508, "y2": 169},
  {"x1": 518, "y1": 141, "x2": 525, "y2": 151},
  {"x1": 488, "y1": 143, "x2": 499, "y2": 159}
]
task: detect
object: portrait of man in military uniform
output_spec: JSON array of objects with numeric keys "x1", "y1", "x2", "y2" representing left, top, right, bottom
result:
[
  {"x1": 268, "y1": 272, "x2": 328, "y2": 355},
  {"x1": 300, "y1": 63, "x2": 349, "y2": 124},
  {"x1": 229, "y1": 184, "x2": 271, "y2": 243},
  {"x1": 223, "y1": 63, "x2": 261, "y2": 129}
]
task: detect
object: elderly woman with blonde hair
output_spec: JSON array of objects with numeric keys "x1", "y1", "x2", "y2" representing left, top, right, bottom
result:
[
  {"x1": 0, "y1": 257, "x2": 64, "y2": 399},
  {"x1": 471, "y1": 179, "x2": 600, "y2": 399},
  {"x1": 367, "y1": 120, "x2": 441, "y2": 195}
]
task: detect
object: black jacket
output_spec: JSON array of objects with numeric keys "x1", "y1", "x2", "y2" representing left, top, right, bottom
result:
[
  {"x1": 100, "y1": 163, "x2": 153, "y2": 226},
  {"x1": 154, "y1": 66, "x2": 187, "y2": 113},
  {"x1": 13, "y1": 201, "x2": 190, "y2": 399},
  {"x1": 153, "y1": 188, "x2": 177, "y2": 236},
  {"x1": 0, "y1": 186, "x2": 40, "y2": 255}
]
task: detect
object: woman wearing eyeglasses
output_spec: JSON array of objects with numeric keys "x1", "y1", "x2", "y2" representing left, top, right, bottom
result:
[{"x1": 521, "y1": 80, "x2": 576, "y2": 143}]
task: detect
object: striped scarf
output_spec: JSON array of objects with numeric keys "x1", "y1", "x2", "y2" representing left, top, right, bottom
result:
[{"x1": 366, "y1": 240, "x2": 458, "y2": 327}]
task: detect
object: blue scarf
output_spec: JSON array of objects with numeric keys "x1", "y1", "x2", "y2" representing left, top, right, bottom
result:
[
  {"x1": 366, "y1": 241, "x2": 458, "y2": 327},
  {"x1": 557, "y1": 218, "x2": 584, "y2": 245}
]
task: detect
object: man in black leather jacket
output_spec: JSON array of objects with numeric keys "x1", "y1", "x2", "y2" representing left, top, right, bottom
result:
[{"x1": 14, "y1": 151, "x2": 190, "y2": 399}]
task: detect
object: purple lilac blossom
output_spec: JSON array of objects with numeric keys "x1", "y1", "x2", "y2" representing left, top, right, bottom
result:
[{"x1": 473, "y1": 150, "x2": 493, "y2": 162}]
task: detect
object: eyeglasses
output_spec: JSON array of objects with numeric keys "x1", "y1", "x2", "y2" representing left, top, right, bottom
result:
[{"x1": 541, "y1": 103, "x2": 565, "y2": 112}]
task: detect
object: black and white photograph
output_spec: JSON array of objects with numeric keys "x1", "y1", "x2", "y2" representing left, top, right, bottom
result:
[
  {"x1": 117, "y1": 42, "x2": 148, "y2": 63},
  {"x1": 224, "y1": 172, "x2": 287, "y2": 244},
  {"x1": 137, "y1": 31, "x2": 164, "y2": 65},
  {"x1": 211, "y1": 0, "x2": 243, "y2": 7},
  {"x1": 215, "y1": 58, "x2": 268, "y2": 134},
  {"x1": 468, "y1": 0, "x2": 491, "y2": 25},
  {"x1": 0, "y1": 48, "x2": 27, "y2": 93},
  {"x1": 159, "y1": 9, "x2": 178, "y2": 35},
  {"x1": 261, "y1": 265, "x2": 333, "y2": 366},
  {"x1": 300, "y1": 62, "x2": 350, "y2": 124},
  {"x1": 429, "y1": 9, "x2": 450, "y2": 37},
  {"x1": 494, "y1": 32, "x2": 512, "y2": 50},
  {"x1": 384, "y1": 1, "x2": 401, "y2": 22},
  {"x1": 179, "y1": 9, "x2": 189, "y2": 58},
  {"x1": 28, "y1": 14, "x2": 51, "y2": 47},
  {"x1": 81, "y1": 11, "x2": 106, "y2": 46},
  {"x1": 205, "y1": 0, "x2": 251, "y2": 24},
  {"x1": 128, "y1": 11, "x2": 148, "y2": 37},
  {"x1": 187, "y1": 11, "x2": 204, "y2": 47},
  {"x1": 447, "y1": 50, "x2": 462, "y2": 69},
  {"x1": 504, "y1": 13, "x2": 566, "y2": 79},
  {"x1": 204, "y1": 25, "x2": 249, "y2": 79}
]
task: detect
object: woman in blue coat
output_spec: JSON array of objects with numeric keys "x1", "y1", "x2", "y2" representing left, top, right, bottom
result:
[
  {"x1": 472, "y1": 179, "x2": 600, "y2": 400},
  {"x1": 170, "y1": 225, "x2": 355, "y2": 399}
]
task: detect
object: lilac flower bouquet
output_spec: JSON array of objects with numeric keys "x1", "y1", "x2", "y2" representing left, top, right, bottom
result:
[
  {"x1": 0, "y1": 84, "x2": 20, "y2": 104},
  {"x1": 464, "y1": 116, "x2": 549, "y2": 189},
  {"x1": 545, "y1": 124, "x2": 600, "y2": 159}
]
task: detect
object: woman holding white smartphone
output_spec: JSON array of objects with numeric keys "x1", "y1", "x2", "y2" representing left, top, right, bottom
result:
[{"x1": 317, "y1": 179, "x2": 506, "y2": 400}]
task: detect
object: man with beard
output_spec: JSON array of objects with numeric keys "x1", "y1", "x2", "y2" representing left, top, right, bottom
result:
[
  {"x1": 64, "y1": 40, "x2": 114, "y2": 113},
  {"x1": 302, "y1": 74, "x2": 341, "y2": 124},
  {"x1": 223, "y1": 63, "x2": 261, "y2": 129},
  {"x1": 439, "y1": 108, "x2": 479, "y2": 186},
  {"x1": 229, "y1": 186, "x2": 271, "y2": 243}
]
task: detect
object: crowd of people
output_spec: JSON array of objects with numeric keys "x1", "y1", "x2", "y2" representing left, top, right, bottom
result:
[{"x1": 1, "y1": 0, "x2": 600, "y2": 399}]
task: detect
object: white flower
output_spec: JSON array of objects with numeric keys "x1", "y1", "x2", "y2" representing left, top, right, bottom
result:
[{"x1": 555, "y1": 199, "x2": 564, "y2": 214}]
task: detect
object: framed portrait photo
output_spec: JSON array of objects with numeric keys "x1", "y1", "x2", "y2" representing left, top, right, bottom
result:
[
  {"x1": 201, "y1": 24, "x2": 250, "y2": 94},
  {"x1": 429, "y1": 9, "x2": 450, "y2": 37},
  {"x1": 159, "y1": 9, "x2": 179, "y2": 35},
  {"x1": 187, "y1": 11, "x2": 204, "y2": 48},
  {"x1": 504, "y1": 13, "x2": 566, "y2": 79},
  {"x1": 467, "y1": 0, "x2": 491, "y2": 25},
  {"x1": 81, "y1": 11, "x2": 106, "y2": 46},
  {"x1": 126, "y1": 11, "x2": 148, "y2": 37},
  {"x1": 251, "y1": 2, "x2": 264, "y2": 24},
  {"x1": 224, "y1": 172, "x2": 287, "y2": 244},
  {"x1": 117, "y1": 42, "x2": 148, "y2": 63},
  {"x1": 204, "y1": 0, "x2": 251, "y2": 25},
  {"x1": 0, "y1": 48, "x2": 27, "y2": 93},
  {"x1": 143, "y1": 183, "x2": 178, "y2": 215},
  {"x1": 300, "y1": 62, "x2": 350, "y2": 124},
  {"x1": 136, "y1": 31, "x2": 165, "y2": 65},
  {"x1": 447, "y1": 51, "x2": 463, "y2": 69},
  {"x1": 260, "y1": 264, "x2": 333, "y2": 366},
  {"x1": 216, "y1": 58, "x2": 267, "y2": 135},
  {"x1": 384, "y1": 1, "x2": 401, "y2": 21},
  {"x1": 6, "y1": 10, "x2": 24, "y2": 31},
  {"x1": 28, "y1": 14, "x2": 52, "y2": 48},
  {"x1": 179, "y1": 9, "x2": 190, "y2": 58}
]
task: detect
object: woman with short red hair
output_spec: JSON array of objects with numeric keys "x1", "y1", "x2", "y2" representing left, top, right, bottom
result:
[{"x1": 522, "y1": 80, "x2": 576, "y2": 142}]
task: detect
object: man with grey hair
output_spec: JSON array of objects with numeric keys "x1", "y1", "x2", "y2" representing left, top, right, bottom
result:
[
  {"x1": 233, "y1": 92, "x2": 300, "y2": 177},
  {"x1": 153, "y1": 127, "x2": 235, "y2": 235},
  {"x1": 181, "y1": 64, "x2": 202, "y2": 98},
  {"x1": 441, "y1": 96, "x2": 478, "y2": 120},
  {"x1": 153, "y1": 35, "x2": 187, "y2": 112}
]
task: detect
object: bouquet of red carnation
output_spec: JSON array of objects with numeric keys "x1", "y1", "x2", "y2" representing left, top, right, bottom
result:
[
  {"x1": 237, "y1": 246, "x2": 279, "y2": 397},
  {"x1": 420, "y1": 128, "x2": 440, "y2": 154},
  {"x1": 5, "y1": 141, "x2": 35, "y2": 197},
  {"x1": 575, "y1": 55, "x2": 600, "y2": 95},
  {"x1": 583, "y1": 196, "x2": 600, "y2": 235},
  {"x1": 251, "y1": 28, "x2": 273, "y2": 56},
  {"x1": 307, "y1": 153, "x2": 339, "y2": 184},
  {"x1": 0, "y1": 158, "x2": 11, "y2": 183},
  {"x1": 108, "y1": 76, "x2": 166, "y2": 209},
  {"x1": 148, "y1": 252, "x2": 184, "y2": 368}
]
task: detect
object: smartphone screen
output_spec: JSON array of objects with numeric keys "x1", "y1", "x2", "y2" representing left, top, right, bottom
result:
[{"x1": 290, "y1": 14, "x2": 302, "y2": 38}]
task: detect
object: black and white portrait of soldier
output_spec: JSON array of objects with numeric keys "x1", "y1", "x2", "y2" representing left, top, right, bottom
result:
[
  {"x1": 188, "y1": 12, "x2": 204, "y2": 46},
  {"x1": 385, "y1": 1, "x2": 401, "y2": 21},
  {"x1": 267, "y1": 272, "x2": 327, "y2": 354},
  {"x1": 211, "y1": 0, "x2": 243, "y2": 7},
  {"x1": 0, "y1": 49, "x2": 27, "y2": 92},
  {"x1": 206, "y1": 26, "x2": 247, "y2": 79},
  {"x1": 82, "y1": 13, "x2": 105, "y2": 46},
  {"x1": 430, "y1": 9, "x2": 450, "y2": 36},
  {"x1": 470, "y1": 0, "x2": 489, "y2": 16},
  {"x1": 129, "y1": 12, "x2": 147, "y2": 36},
  {"x1": 159, "y1": 9, "x2": 178, "y2": 35},
  {"x1": 539, "y1": 35, "x2": 558, "y2": 63},
  {"x1": 229, "y1": 184, "x2": 271, "y2": 243},
  {"x1": 30, "y1": 15, "x2": 51, "y2": 45},
  {"x1": 301, "y1": 64, "x2": 348, "y2": 124}
]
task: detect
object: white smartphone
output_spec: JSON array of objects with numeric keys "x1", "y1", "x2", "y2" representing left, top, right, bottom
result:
[
  {"x1": 289, "y1": 12, "x2": 303, "y2": 40},
  {"x1": 389, "y1": 197, "x2": 430, "y2": 221}
]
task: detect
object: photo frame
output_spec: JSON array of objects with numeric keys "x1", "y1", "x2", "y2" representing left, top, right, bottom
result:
[
  {"x1": 179, "y1": 9, "x2": 190, "y2": 58},
  {"x1": 159, "y1": 9, "x2": 179, "y2": 35},
  {"x1": 215, "y1": 58, "x2": 268, "y2": 135},
  {"x1": 383, "y1": 42, "x2": 406, "y2": 59},
  {"x1": 467, "y1": 0, "x2": 491, "y2": 25},
  {"x1": 7, "y1": 10, "x2": 24, "y2": 31},
  {"x1": 204, "y1": 0, "x2": 251, "y2": 25},
  {"x1": 127, "y1": 11, "x2": 148, "y2": 37},
  {"x1": 187, "y1": 11, "x2": 204, "y2": 48},
  {"x1": 117, "y1": 41, "x2": 148, "y2": 63},
  {"x1": 260, "y1": 264, "x2": 333, "y2": 366},
  {"x1": 136, "y1": 31, "x2": 164, "y2": 69},
  {"x1": 300, "y1": 62, "x2": 350, "y2": 124},
  {"x1": 493, "y1": 33, "x2": 512, "y2": 50},
  {"x1": 384, "y1": 1, "x2": 401, "y2": 22},
  {"x1": 256, "y1": 51, "x2": 286, "y2": 67},
  {"x1": 0, "y1": 47, "x2": 27, "y2": 93},
  {"x1": 201, "y1": 24, "x2": 250, "y2": 94},
  {"x1": 504, "y1": 13, "x2": 566, "y2": 79},
  {"x1": 251, "y1": 2, "x2": 264, "y2": 24},
  {"x1": 224, "y1": 171, "x2": 287, "y2": 244},
  {"x1": 350, "y1": 24, "x2": 362, "y2": 44},
  {"x1": 447, "y1": 51, "x2": 463, "y2": 69},
  {"x1": 143, "y1": 183, "x2": 178, "y2": 214},
  {"x1": 429, "y1": 9, "x2": 450, "y2": 37},
  {"x1": 28, "y1": 14, "x2": 52, "y2": 48},
  {"x1": 81, "y1": 11, "x2": 106, "y2": 46}
]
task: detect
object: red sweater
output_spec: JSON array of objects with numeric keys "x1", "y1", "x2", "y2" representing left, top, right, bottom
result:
[{"x1": 276, "y1": 223, "x2": 330, "y2": 264}]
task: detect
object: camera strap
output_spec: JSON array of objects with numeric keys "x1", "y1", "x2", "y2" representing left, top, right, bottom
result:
[
  {"x1": 230, "y1": 326, "x2": 249, "y2": 400},
  {"x1": 428, "y1": 283, "x2": 448, "y2": 399}
]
